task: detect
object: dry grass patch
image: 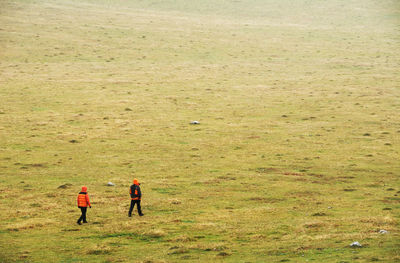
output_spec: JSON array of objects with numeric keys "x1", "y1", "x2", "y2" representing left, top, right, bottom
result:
[
  {"x1": 143, "y1": 229, "x2": 167, "y2": 239},
  {"x1": 6, "y1": 218, "x2": 54, "y2": 231},
  {"x1": 168, "y1": 235, "x2": 197, "y2": 242},
  {"x1": 86, "y1": 244, "x2": 114, "y2": 255}
]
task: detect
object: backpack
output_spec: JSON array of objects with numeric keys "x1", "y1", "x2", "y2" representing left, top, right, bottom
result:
[{"x1": 130, "y1": 185, "x2": 139, "y2": 199}]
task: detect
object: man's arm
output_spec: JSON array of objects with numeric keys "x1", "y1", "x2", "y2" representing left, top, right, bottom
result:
[{"x1": 86, "y1": 194, "x2": 91, "y2": 207}]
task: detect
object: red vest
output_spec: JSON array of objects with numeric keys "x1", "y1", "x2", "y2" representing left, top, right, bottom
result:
[{"x1": 130, "y1": 185, "x2": 141, "y2": 200}]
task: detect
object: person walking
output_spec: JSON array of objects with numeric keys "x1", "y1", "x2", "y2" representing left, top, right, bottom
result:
[
  {"x1": 129, "y1": 179, "x2": 143, "y2": 217},
  {"x1": 77, "y1": 186, "x2": 91, "y2": 225}
]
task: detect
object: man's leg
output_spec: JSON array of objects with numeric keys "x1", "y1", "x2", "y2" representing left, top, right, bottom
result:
[
  {"x1": 82, "y1": 207, "x2": 87, "y2": 223},
  {"x1": 137, "y1": 200, "x2": 143, "y2": 216},
  {"x1": 77, "y1": 207, "x2": 83, "y2": 224},
  {"x1": 128, "y1": 200, "x2": 135, "y2": 216}
]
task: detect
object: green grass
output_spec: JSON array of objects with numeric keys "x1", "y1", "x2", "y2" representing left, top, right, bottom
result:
[{"x1": 0, "y1": 0, "x2": 399, "y2": 262}]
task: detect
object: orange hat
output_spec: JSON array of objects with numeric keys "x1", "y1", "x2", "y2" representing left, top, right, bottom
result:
[
  {"x1": 81, "y1": 186, "x2": 87, "y2": 192},
  {"x1": 133, "y1": 179, "x2": 139, "y2": 185}
]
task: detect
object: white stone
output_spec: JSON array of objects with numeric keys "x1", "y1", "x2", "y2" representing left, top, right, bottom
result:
[
  {"x1": 107, "y1": 182, "x2": 115, "y2": 186},
  {"x1": 350, "y1": 241, "x2": 362, "y2": 247}
]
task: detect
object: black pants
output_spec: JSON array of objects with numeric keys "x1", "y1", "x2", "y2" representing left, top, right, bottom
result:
[
  {"x1": 129, "y1": 200, "x2": 142, "y2": 215},
  {"x1": 78, "y1": 207, "x2": 87, "y2": 223}
]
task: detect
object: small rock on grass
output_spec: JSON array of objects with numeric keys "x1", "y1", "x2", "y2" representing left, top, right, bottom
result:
[
  {"x1": 379, "y1": 230, "x2": 388, "y2": 234},
  {"x1": 350, "y1": 241, "x2": 362, "y2": 247},
  {"x1": 190, "y1": 121, "x2": 200, "y2": 125},
  {"x1": 58, "y1": 183, "x2": 72, "y2": 189},
  {"x1": 107, "y1": 182, "x2": 115, "y2": 186}
]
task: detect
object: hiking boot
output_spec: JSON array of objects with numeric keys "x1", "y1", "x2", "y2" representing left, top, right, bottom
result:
[
  {"x1": 77, "y1": 221, "x2": 82, "y2": 225},
  {"x1": 83, "y1": 221, "x2": 88, "y2": 223},
  {"x1": 128, "y1": 214, "x2": 132, "y2": 217},
  {"x1": 139, "y1": 214, "x2": 144, "y2": 216}
]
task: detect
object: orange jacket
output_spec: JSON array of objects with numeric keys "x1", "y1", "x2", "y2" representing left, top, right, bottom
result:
[{"x1": 77, "y1": 186, "x2": 91, "y2": 207}]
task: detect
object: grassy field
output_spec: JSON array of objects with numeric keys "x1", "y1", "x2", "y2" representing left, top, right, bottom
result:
[{"x1": 0, "y1": 0, "x2": 399, "y2": 262}]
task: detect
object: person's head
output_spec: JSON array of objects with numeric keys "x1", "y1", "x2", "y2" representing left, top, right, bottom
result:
[
  {"x1": 81, "y1": 186, "x2": 87, "y2": 192},
  {"x1": 133, "y1": 178, "x2": 139, "y2": 185}
]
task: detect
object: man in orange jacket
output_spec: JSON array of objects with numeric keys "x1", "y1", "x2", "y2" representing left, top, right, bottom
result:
[
  {"x1": 129, "y1": 179, "x2": 143, "y2": 217},
  {"x1": 77, "y1": 186, "x2": 91, "y2": 225}
]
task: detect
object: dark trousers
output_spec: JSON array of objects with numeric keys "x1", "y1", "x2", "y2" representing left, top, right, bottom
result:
[
  {"x1": 78, "y1": 207, "x2": 87, "y2": 223},
  {"x1": 129, "y1": 200, "x2": 142, "y2": 215}
]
